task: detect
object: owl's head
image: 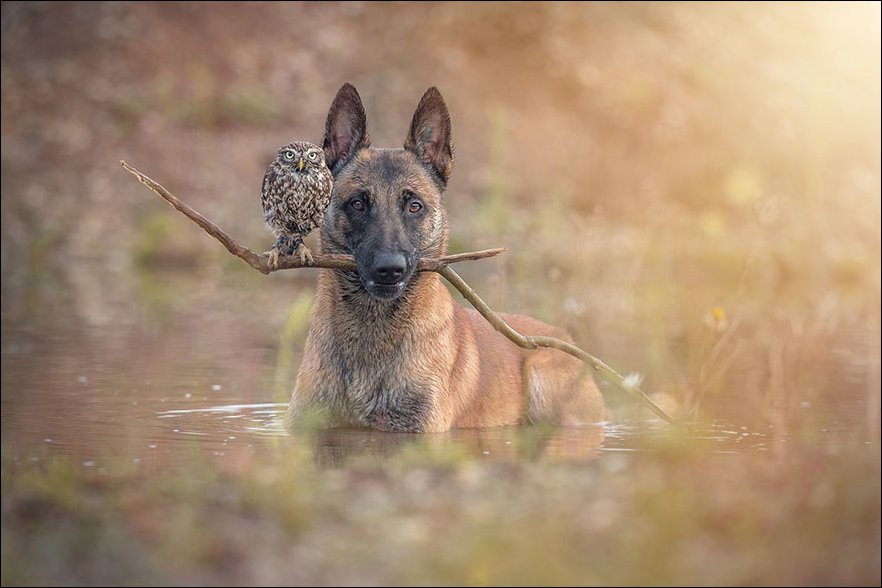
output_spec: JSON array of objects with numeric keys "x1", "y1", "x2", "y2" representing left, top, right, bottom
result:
[{"x1": 276, "y1": 141, "x2": 327, "y2": 173}]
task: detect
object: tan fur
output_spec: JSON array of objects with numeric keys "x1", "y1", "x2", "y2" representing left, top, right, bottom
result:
[
  {"x1": 286, "y1": 84, "x2": 604, "y2": 433},
  {"x1": 289, "y1": 270, "x2": 605, "y2": 432}
]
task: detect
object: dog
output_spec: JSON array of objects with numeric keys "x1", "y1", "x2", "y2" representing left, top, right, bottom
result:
[{"x1": 286, "y1": 83, "x2": 605, "y2": 433}]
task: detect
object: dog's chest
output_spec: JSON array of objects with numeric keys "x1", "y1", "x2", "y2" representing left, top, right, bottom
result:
[{"x1": 328, "y1": 321, "x2": 432, "y2": 432}]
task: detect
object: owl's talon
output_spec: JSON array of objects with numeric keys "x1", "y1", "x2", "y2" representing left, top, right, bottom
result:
[
  {"x1": 267, "y1": 247, "x2": 282, "y2": 270},
  {"x1": 295, "y1": 242, "x2": 315, "y2": 266}
]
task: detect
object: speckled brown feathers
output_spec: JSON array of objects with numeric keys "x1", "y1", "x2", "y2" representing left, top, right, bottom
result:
[{"x1": 261, "y1": 140, "x2": 333, "y2": 267}]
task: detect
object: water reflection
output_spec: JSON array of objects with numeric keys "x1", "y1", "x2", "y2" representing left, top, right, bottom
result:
[
  {"x1": 155, "y1": 401, "x2": 609, "y2": 464},
  {"x1": 149, "y1": 399, "x2": 793, "y2": 467},
  {"x1": 0, "y1": 312, "x2": 873, "y2": 474},
  {"x1": 158, "y1": 402, "x2": 287, "y2": 437}
]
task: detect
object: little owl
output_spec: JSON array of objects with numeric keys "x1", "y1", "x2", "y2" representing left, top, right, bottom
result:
[{"x1": 260, "y1": 140, "x2": 333, "y2": 268}]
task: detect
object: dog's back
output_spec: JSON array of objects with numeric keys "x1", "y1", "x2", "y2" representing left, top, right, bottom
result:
[{"x1": 287, "y1": 84, "x2": 604, "y2": 432}]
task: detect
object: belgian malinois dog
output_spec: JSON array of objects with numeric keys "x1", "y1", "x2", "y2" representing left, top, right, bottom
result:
[{"x1": 286, "y1": 83, "x2": 604, "y2": 432}]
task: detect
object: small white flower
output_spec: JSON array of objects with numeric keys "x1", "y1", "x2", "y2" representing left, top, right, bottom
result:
[{"x1": 622, "y1": 372, "x2": 644, "y2": 391}]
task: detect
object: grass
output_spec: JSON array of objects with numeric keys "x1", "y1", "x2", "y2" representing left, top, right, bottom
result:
[{"x1": 2, "y1": 432, "x2": 879, "y2": 586}]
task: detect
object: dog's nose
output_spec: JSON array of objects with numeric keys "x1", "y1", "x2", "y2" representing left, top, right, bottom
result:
[{"x1": 372, "y1": 253, "x2": 407, "y2": 285}]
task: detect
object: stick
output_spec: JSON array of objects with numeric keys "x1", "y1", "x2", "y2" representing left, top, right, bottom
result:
[
  {"x1": 439, "y1": 266, "x2": 675, "y2": 422},
  {"x1": 121, "y1": 160, "x2": 675, "y2": 423},
  {"x1": 120, "y1": 160, "x2": 504, "y2": 274}
]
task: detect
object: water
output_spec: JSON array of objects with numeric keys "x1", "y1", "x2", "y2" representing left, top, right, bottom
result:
[
  {"x1": 0, "y1": 327, "x2": 839, "y2": 472},
  {"x1": 1, "y1": 309, "x2": 870, "y2": 472},
  {"x1": 1, "y1": 388, "x2": 799, "y2": 471},
  {"x1": 0, "y1": 321, "x2": 708, "y2": 467},
  {"x1": 2, "y1": 276, "x2": 878, "y2": 586}
]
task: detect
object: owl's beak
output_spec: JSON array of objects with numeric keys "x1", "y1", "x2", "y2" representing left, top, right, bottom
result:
[{"x1": 297, "y1": 158, "x2": 305, "y2": 172}]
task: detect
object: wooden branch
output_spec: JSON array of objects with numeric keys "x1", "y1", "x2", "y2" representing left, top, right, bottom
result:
[
  {"x1": 120, "y1": 160, "x2": 504, "y2": 274},
  {"x1": 439, "y1": 266, "x2": 675, "y2": 423},
  {"x1": 122, "y1": 160, "x2": 675, "y2": 423}
]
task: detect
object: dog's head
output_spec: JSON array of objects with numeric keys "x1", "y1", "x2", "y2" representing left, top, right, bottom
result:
[{"x1": 319, "y1": 83, "x2": 453, "y2": 301}]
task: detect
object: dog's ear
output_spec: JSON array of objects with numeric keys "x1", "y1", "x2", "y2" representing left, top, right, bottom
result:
[
  {"x1": 323, "y1": 83, "x2": 370, "y2": 175},
  {"x1": 404, "y1": 87, "x2": 453, "y2": 186}
]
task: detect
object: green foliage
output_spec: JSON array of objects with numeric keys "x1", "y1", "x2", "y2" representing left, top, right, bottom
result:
[
  {"x1": 2, "y1": 439, "x2": 878, "y2": 586},
  {"x1": 117, "y1": 72, "x2": 279, "y2": 130},
  {"x1": 273, "y1": 293, "x2": 314, "y2": 403}
]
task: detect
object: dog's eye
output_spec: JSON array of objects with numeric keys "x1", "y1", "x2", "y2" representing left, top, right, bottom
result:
[
  {"x1": 308, "y1": 151, "x2": 318, "y2": 161},
  {"x1": 350, "y1": 199, "x2": 365, "y2": 211},
  {"x1": 284, "y1": 150, "x2": 296, "y2": 160},
  {"x1": 408, "y1": 201, "x2": 423, "y2": 213}
]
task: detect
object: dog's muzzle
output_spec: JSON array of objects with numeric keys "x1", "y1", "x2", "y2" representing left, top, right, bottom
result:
[{"x1": 358, "y1": 250, "x2": 416, "y2": 300}]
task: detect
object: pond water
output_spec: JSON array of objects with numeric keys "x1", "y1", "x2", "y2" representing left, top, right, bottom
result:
[
  {"x1": 2, "y1": 270, "x2": 879, "y2": 586},
  {"x1": 0, "y1": 315, "x2": 865, "y2": 471}
]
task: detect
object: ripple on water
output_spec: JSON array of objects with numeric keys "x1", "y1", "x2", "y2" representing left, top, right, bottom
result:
[{"x1": 150, "y1": 400, "x2": 794, "y2": 464}]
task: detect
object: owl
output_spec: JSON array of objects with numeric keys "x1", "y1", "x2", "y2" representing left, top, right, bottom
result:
[{"x1": 260, "y1": 140, "x2": 333, "y2": 268}]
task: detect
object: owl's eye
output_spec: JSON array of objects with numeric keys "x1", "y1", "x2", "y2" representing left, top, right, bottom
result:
[
  {"x1": 308, "y1": 151, "x2": 319, "y2": 161},
  {"x1": 284, "y1": 150, "x2": 296, "y2": 160}
]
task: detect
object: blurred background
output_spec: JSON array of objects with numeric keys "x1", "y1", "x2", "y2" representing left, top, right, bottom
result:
[
  {"x1": 2, "y1": 2, "x2": 880, "y2": 586},
  {"x1": 3, "y1": 1, "x2": 879, "y2": 428}
]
